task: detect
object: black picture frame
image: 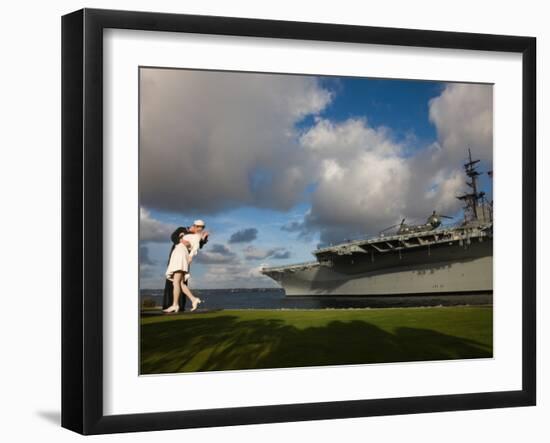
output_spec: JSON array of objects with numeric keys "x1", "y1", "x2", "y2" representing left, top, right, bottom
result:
[{"x1": 61, "y1": 8, "x2": 536, "y2": 435}]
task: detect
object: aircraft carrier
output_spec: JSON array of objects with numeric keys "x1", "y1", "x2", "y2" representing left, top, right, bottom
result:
[{"x1": 261, "y1": 151, "x2": 493, "y2": 296}]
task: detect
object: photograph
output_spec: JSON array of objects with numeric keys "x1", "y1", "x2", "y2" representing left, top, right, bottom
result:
[
  {"x1": 1, "y1": 0, "x2": 544, "y2": 439},
  {"x1": 138, "y1": 67, "x2": 494, "y2": 375}
]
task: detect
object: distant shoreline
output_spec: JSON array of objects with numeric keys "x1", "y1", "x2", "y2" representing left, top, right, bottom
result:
[
  {"x1": 140, "y1": 287, "x2": 282, "y2": 292},
  {"x1": 141, "y1": 304, "x2": 494, "y2": 314}
]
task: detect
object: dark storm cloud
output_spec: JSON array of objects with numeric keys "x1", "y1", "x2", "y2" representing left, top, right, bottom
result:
[{"x1": 228, "y1": 228, "x2": 258, "y2": 244}]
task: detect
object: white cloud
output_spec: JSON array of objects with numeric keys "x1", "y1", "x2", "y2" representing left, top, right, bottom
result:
[
  {"x1": 300, "y1": 117, "x2": 399, "y2": 160},
  {"x1": 243, "y1": 245, "x2": 291, "y2": 261},
  {"x1": 294, "y1": 83, "x2": 492, "y2": 243},
  {"x1": 140, "y1": 72, "x2": 492, "y2": 252},
  {"x1": 428, "y1": 83, "x2": 493, "y2": 165},
  {"x1": 189, "y1": 263, "x2": 277, "y2": 289},
  {"x1": 140, "y1": 68, "x2": 332, "y2": 214},
  {"x1": 308, "y1": 150, "x2": 410, "y2": 239}
]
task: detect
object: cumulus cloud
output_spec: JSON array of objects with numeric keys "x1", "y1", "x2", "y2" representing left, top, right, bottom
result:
[
  {"x1": 428, "y1": 83, "x2": 493, "y2": 165},
  {"x1": 139, "y1": 246, "x2": 155, "y2": 265},
  {"x1": 296, "y1": 118, "x2": 410, "y2": 242},
  {"x1": 271, "y1": 250, "x2": 291, "y2": 259},
  {"x1": 140, "y1": 70, "x2": 492, "y2": 249},
  {"x1": 300, "y1": 117, "x2": 399, "y2": 160},
  {"x1": 140, "y1": 207, "x2": 175, "y2": 242},
  {"x1": 140, "y1": 68, "x2": 332, "y2": 215},
  {"x1": 243, "y1": 245, "x2": 291, "y2": 261},
  {"x1": 190, "y1": 263, "x2": 277, "y2": 289},
  {"x1": 228, "y1": 228, "x2": 258, "y2": 244},
  {"x1": 194, "y1": 243, "x2": 238, "y2": 264},
  {"x1": 281, "y1": 221, "x2": 304, "y2": 232},
  {"x1": 280, "y1": 216, "x2": 316, "y2": 241},
  {"x1": 139, "y1": 246, "x2": 157, "y2": 278},
  {"x1": 191, "y1": 243, "x2": 283, "y2": 287},
  {"x1": 294, "y1": 83, "x2": 492, "y2": 244}
]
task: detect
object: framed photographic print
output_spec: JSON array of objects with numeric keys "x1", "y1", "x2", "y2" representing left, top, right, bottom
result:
[{"x1": 61, "y1": 8, "x2": 536, "y2": 435}]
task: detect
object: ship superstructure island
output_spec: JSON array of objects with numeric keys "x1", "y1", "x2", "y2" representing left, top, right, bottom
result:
[{"x1": 261, "y1": 150, "x2": 493, "y2": 296}]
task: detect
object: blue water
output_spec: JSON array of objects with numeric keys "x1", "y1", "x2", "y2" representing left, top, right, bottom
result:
[{"x1": 140, "y1": 288, "x2": 492, "y2": 310}]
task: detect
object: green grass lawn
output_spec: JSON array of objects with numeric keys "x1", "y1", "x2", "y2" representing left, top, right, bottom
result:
[{"x1": 140, "y1": 307, "x2": 492, "y2": 374}]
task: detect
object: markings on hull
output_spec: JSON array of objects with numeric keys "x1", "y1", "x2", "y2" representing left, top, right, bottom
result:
[{"x1": 276, "y1": 256, "x2": 493, "y2": 296}]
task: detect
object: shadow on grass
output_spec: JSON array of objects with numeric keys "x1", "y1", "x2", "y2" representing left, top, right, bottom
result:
[{"x1": 140, "y1": 315, "x2": 492, "y2": 374}]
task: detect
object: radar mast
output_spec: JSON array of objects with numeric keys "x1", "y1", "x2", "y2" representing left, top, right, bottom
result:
[{"x1": 457, "y1": 149, "x2": 487, "y2": 224}]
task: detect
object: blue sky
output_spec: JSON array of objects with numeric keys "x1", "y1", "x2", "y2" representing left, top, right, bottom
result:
[
  {"x1": 139, "y1": 69, "x2": 493, "y2": 289},
  {"x1": 310, "y1": 77, "x2": 442, "y2": 142}
]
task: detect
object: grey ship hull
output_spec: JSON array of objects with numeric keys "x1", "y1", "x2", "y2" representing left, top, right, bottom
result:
[
  {"x1": 262, "y1": 231, "x2": 492, "y2": 296},
  {"x1": 262, "y1": 151, "x2": 494, "y2": 297}
]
